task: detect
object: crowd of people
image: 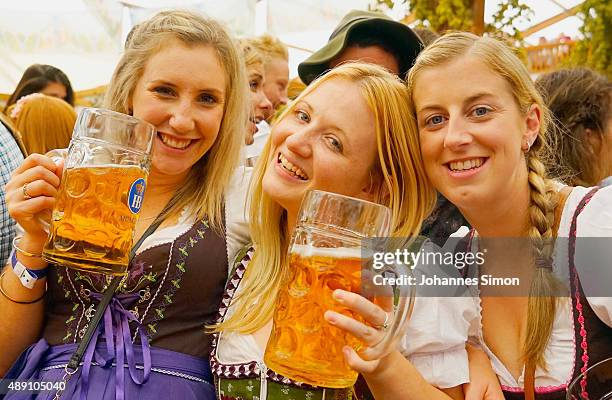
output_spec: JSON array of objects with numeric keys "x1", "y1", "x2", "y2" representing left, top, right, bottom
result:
[{"x1": 0, "y1": 7, "x2": 610, "y2": 400}]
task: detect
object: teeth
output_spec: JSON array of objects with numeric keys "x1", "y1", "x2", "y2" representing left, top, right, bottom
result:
[
  {"x1": 279, "y1": 154, "x2": 308, "y2": 180},
  {"x1": 449, "y1": 158, "x2": 484, "y2": 171},
  {"x1": 160, "y1": 133, "x2": 191, "y2": 149}
]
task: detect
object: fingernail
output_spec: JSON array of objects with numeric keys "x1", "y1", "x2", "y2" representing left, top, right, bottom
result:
[
  {"x1": 324, "y1": 310, "x2": 336, "y2": 324},
  {"x1": 332, "y1": 290, "x2": 344, "y2": 303}
]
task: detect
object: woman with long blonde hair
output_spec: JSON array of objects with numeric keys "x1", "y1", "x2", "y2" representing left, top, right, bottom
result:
[
  {"x1": 3, "y1": 10, "x2": 250, "y2": 399},
  {"x1": 407, "y1": 32, "x2": 612, "y2": 399},
  {"x1": 211, "y1": 62, "x2": 478, "y2": 400}
]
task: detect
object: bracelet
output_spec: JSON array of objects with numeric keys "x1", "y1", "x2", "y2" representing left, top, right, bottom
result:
[
  {"x1": 12, "y1": 235, "x2": 43, "y2": 258},
  {"x1": 0, "y1": 270, "x2": 46, "y2": 304}
]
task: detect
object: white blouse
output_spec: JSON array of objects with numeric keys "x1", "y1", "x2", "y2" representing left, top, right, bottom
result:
[{"x1": 466, "y1": 185, "x2": 612, "y2": 390}]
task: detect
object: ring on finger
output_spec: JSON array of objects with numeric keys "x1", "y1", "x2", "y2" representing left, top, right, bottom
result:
[
  {"x1": 375, "y1": 312, "x2": 390, "y2": 331},
  {"x1": 22, "y1": 183, "x2": 33, "y2": 200}
]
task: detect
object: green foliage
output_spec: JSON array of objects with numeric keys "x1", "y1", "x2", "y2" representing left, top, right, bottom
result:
[
  {"x1": 568, "y1": 0, "x2": 612, "y2": 78},
  {"x1": 371, "y1": 0, "x2": 532, "y2": 41},
  {"x1": 486, "y1": 0, "x2": 533, "y2": 41}
]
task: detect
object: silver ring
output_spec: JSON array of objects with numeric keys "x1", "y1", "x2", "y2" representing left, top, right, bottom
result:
[
  {"x1": 22, "y1": 183, "x2": 33, "y2": 200},
  {"x1": 377, "y1": 312, "x2": 390, "y2": 331}
]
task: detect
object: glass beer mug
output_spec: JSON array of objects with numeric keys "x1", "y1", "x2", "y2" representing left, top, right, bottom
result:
[
  {"x1": 264, "y1": 190, "x2": 414, "y2": 388},
  {"x1": 41, "y1": 108, "x2": 155, "y2": 275}
]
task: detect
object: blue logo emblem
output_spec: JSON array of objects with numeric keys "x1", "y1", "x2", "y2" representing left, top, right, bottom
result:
[{"x1": 128, "y1": 178, "x2": 146, "y2": 214}]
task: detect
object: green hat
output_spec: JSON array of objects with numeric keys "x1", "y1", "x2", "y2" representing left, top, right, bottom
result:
[{"x1": 298, "y1": 9, "x2": 423, "y2": 85}]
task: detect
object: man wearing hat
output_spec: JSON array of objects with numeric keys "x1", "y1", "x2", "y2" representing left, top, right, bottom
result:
[{"x1": 298, "y1": 9, "x2": 423, "y2": 84}]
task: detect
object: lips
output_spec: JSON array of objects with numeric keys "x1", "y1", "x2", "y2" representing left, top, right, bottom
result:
[{"x1": 278, "y1": 153, "x2": 308, "y2": 180}]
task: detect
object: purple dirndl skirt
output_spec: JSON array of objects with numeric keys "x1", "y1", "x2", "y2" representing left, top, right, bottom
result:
[{"x1": 2, "y1": 339, "x2": 215, "y2": 400}]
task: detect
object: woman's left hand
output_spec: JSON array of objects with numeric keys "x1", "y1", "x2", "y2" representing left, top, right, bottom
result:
[{"x1": 323, "y1": 289, "x2": 393, "y2": 374}]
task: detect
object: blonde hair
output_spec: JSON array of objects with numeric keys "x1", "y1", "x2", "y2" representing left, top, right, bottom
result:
[
  {"x1": 406, "y1": 32, "x2": 560, "y2": 370},
  {"x1": 9, "y1": 94, "x2": 76, "y2": 155},
  {"x1": 249, "y1": 34, "x2": 289, "y2": 62},
  {"x1": 217, "y1": 63, "x2": 437, "y2": 333},
  {"x1": 238, "y1": 38, "x2": 264, "y2": 71},
  {"x1": 104, "y1": 10, "x2": 249, "y2": 230}
]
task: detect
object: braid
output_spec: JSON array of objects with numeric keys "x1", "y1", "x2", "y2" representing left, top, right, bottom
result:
[{"x1": 524, "y1": 154, "x2": 560, "y2": 370}]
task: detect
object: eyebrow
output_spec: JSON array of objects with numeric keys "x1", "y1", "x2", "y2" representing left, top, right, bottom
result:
[
  {"x1": 148, "y1": 79, "x2": 225, "y2": 98},
  {"x1": 417, "y1": 92, "x2": 497, "y2": 114}
]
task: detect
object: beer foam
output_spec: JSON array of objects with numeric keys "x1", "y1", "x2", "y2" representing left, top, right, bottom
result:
[{"x1": 290, "y1": 244, "x2": 363, "y2": 259}]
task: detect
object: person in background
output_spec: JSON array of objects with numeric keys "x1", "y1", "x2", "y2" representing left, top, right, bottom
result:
[
  {"x1": 0, "y1": 112, "x2": 26, "y2": 268},
  {"x1": 2, "y1": 10, "x2": 250, "y2": 399},
  {"x1": 250, "y1": 34, "x2": 290, "y2": 112},
  {"x1": 298, "y1": 9, "x2": 422, "y2": 85},
  {"x1": 535, "y1": 68, "x2": 612, "y2": 187},
  {"x1": 3, "y1": 64, "x2": 74, "y2": 114},
  {"x1": 239, "y1": 39, "x2": 273, "y2": 147},
  {"x1": 7, "y1": 93, "x2": 76, "y2": 155}
]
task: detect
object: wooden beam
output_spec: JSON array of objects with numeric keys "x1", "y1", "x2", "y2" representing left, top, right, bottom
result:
[
  {"x1": 472, "y1": 0, "x2": 486, "y2": 36},
  {"x1": 521, "y1": 3, "x2": 582, "y2": 38}
]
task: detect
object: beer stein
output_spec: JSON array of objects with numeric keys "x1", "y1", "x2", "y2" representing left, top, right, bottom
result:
[
  {"x1": 264, "y1": 190, "x2": 414, "y2": 388},
  {"x1": 41, "y1": 108, "x2": 155, "y2": 275},
  {"x1": 567, "y1": 357, "x2": 612, "y2": 400}
]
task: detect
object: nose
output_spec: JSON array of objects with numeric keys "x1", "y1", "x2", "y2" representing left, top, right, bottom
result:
[
  {"x1": 284, "y1": 126, "x2": 312, "y2": 158},
  {"x1": 169, "y1": 100, "x2": 195, "y2": 133},
  {"x1": 443, "y1": 115, "x2": 473, "y2": 150},
  {"x1": 278, "y1": 92, "x2": 288, "y2": 107},
  {"x1": 258, "y1": 93, "x2": 273, "y2": 120}
]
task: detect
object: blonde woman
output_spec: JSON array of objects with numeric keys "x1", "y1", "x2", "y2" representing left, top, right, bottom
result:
[
  {"x1": 211, "y1": 63, "x2": 478, "y2": 400},
  {"x1": 3, "y1": 10, "x2": 250, "y2": 399},
  {"x1": 8, "y1": 93, "x2": 76, "y2": 155},
  {"x1": 239, "y1": 39, "x2": 273, "y2": 145},
  {"x1": 407, "y1": 32, "x2": 612, "y2": 399}
]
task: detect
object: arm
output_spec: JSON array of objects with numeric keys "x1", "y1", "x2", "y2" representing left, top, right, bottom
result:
[
  {"x1": 325, "y1": 290, "x2": 463, "y2": 400},
  {"x1": 0, "y1": 154, "x2": 61, "y2": 375},
  {"x1": 463, "y1": 344, "x2": 503, "y2": 400}
]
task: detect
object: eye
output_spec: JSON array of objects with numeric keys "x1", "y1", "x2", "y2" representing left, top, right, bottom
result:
[
  {"x1": 295, "y1": 109, "x2": 310, "y2": 123},
  {"x1": 249, "y1": 80, "x2": 258, "y2": 91},
  {"x1": 472, "y1": 106, "x2": 492, "y2": 117},
  {"x1": 325, "y1": 135, "x2": 343, "y2": 152},
  {"x1": 198, "y1": 93, "x2": 217, "y2": 105},
  {"x1": 153, "y1": 86, "x2": 175, "y2": 97},
  {"x1": 425, "y1": 114, "x2": 446, "y2": 127}
]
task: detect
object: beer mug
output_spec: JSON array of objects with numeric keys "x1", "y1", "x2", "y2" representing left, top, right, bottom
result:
[
  {"x1": 264, "y1": 190, "x2": 414, "y2": 388},
  {"x1": 41, "y1": 108, "x2": 155, "y2": 275},
  {"x1": 567, "y1": 357, "x2": 612, "y2": 399}
]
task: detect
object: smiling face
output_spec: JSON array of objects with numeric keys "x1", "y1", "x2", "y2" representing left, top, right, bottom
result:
[
  {"x1": 413, "y1": 55, "x2": 540, "y2": 210},
  {"x1": 262, "y1": 78, "x2": 379, "y2": 217},
  {"x1": 130, "y1": 40, "x2": 227, "y2": 181},
  {"x1": 246, "y1": 63, "x2": 273, "y2": 144}
]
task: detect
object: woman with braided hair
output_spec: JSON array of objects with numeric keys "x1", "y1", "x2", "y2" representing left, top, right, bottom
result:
[{"x1": 407, "y1": 32, "x2": 612, "y2": 399}]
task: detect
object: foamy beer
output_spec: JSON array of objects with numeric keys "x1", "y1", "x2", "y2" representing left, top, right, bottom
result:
[
  {"x1": 264, "y1": 190, "x2": 409, "y2": 388},
  {"x1": 42, "y1": 108, "x2": 155, "y2": 275}
]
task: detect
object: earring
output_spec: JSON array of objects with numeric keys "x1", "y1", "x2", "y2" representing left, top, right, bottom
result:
[{"x1": 522, "y1": 139, "x2": 530, "y2": 152}]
